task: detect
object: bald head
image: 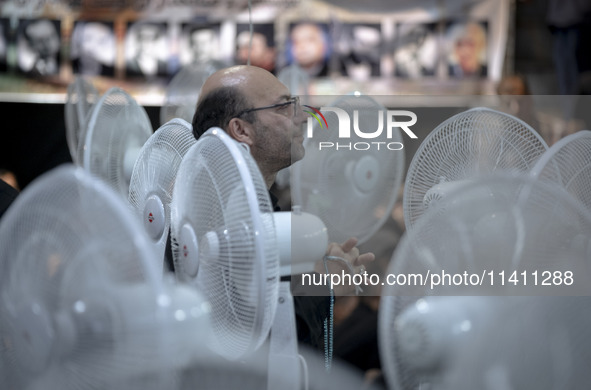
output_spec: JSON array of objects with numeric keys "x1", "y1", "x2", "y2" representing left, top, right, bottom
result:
[
  {"x1": 193, "y1": 65, "x2": 291, "y2": 138},
  {"x1": 198, "y1": 65, "x2": 284, "y2": 105}
]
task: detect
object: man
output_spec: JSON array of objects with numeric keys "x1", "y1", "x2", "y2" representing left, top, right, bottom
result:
[{"x1": 191, "y1": 65, "x2": 374, "y2": 349}]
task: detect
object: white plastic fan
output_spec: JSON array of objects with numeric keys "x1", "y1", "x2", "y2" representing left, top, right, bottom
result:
[
  {"x1": 170, "y1": 127, "x2": 280, "y2": 360},
  {"x1": 530, "y1": 130, "x2": 591, "y2": 213},
  {"x1": 128, "y1": 118, "x2": 196, "y2": 265},
  {"x1": 178, "y1": 346, "x2": 382, "y2": 390},
  {"x1": 441, "y1": 296, "x2": 591, "y2": 390},
  {"x1": 379, "y1": 174, "x2": 591, "y2": 390},
  {"x1": 0, "y1": 165, "x2": 211, "y2": 390},
  {"x1": 80, "y1": 87, "x2": 153, "y2": 199},
  {"x1": 160, "y1": 61, "x2": 223, "y2": 126},
  {"x1": 403, "y1": 107, "x2": 548, "y2": 231},
  {"x1": 171, "y1": 127, "x2": 329, "y2": 390},
  {"x1": 292, "y1": 93, "x2": 405, "y2": 245},
  {"x1": 179, "y1": 343, "x2": 376, "y2": 390},
  {"x1": 65, "y1": 76, "x2": 99, "y2": 165}
]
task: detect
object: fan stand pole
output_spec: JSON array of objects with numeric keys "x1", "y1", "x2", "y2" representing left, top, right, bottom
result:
[{"x1": 267, "y1": 281, "x2": 303, "y2": 390}]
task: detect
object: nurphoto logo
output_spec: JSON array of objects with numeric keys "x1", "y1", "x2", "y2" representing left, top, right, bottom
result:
[
  {"x1": 303, "y1": 105, "x2": 328, "y2": 129},
  {"x1": 306, "y1": 106, "x2": 418, "y2": 151}
]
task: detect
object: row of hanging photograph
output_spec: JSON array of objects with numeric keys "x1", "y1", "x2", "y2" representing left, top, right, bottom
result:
[{"x1": 0, "y1": 17, "x2": 490, "y2": 82}]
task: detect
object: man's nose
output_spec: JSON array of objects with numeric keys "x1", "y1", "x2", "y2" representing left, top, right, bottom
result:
[{"x1": 294, "y1": 103, "x2": 308, "y2": 125}]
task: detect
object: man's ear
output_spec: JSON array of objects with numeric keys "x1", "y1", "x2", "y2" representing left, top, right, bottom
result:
[{"x1": 227, "y1": 117, "x2": 255, "y2": 146}]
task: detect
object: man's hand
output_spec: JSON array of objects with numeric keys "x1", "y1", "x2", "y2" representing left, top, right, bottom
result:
[{"x1": 314, "y1": 237, "x2": 375, "y2": 296}]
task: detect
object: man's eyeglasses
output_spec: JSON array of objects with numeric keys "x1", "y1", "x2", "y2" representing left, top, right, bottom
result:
[{"x1": 236, "y1": 96, "x2": 301, "y2": 119}]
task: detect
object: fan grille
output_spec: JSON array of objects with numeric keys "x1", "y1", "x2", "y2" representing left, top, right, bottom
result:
[
  {"x1": 404, "y1": 107, "x2": 548, "y2": 230},
  {"x1": 128, "y1": 118, "x2": 196, "y2": 253},
  {"x1": 442, "y1": 297, "x2": 591, "y2": 390},
  {"x1": 530, "y1": 130, "x2": 591, "y2": 213},
  {"x1": 65, "y1": 77, "x2": 99, "y2": 165},
  {"x1": 277, "y1": 64, "x2": 310, "y2": 96},
  {"x1": 0, "y1": 166, "x2": 168, "y2": 389},
  {"x1": 82, "y1": 87, "x2": 153, "y2": 199},
  {"x1": 171, "y1": 128, "x2": 279, "y2": 360},
  {"x1": 380, "y1": 174, "x2": 591, "y2": 390},
  {"x1": 160, "y1": 62, "x2": 222, "y2": 126},
  {"x1": 293, "y1": 94, "x2": 405, "y2": 244}
]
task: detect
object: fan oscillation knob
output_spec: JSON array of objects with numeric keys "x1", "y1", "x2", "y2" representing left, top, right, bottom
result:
[
  {"x1": 180, "y1": 223, "x2": 200, "y2": 278},
  {"x1": 144, "y1": 195, "x2": 165, "y2": 241}
]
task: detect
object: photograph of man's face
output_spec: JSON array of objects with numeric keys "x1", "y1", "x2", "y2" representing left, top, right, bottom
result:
[
  {"x1": 286, "y1": 22, "x2": 331, "y2": 78},
  {"x1": 446, "y1": 20, "x2": 488, "y2": 78},
  {"x1": 17, "y1": 19, "x2": 61, "y2": 77},
  {"x1": 180, "y1": 23, "x2": 222, "y2": 67},
  {"x1": 236, "y1": 24, "x2": 276, "y2": 73},
  {"x1": 125, "y1": 21, "x2": 169, "y2": 78},
  {"x1": 71, "y1": 21, "x2": 116, "y2": 77}
]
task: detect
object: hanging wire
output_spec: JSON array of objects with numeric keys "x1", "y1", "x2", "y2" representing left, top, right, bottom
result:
[{"x1": 248, "y1": 0, "x2": 253, "y2": 66}]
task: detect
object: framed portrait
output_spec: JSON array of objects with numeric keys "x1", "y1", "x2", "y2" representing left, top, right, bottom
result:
[
  {"x1": 17, "y1": 19, "x2": 61, "y2": 77},
  {"x1": 284, "y1": 21, "x2": 331, "y2": 78},
  {"x1": 71, "y1": 21, "x2": 116, "y2": 77},
  {"x1": 125, "y1": 21, "x2": 169, "y2": 78},
  {"x1": 445, "y1": 20, "x2": 488, "y2": 78},
  {"x1": 180, "y1": 21, "x2": 223, "y2": 67},
  {"x1": 236, "y1": 23, "x2": 276, "y2": 73},
  {"x1": 333, "y1": 23, "x2": 382, "y2": 79},
  {"x1": 394, "y1": 22, "x2": 439, "y2": 79}
]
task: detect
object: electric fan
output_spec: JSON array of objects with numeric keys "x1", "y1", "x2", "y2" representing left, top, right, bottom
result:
[
  {"x1": 80, "y1": 87, "x2": 153, "y2": 200},
  {"x1": 379, "y1": 174, "x2": 591, "y2": 390},
  {"x1": 160, "y1": 61, "x2": 223, "y2": 126},
  {"x1": 441, "y1": 296, "x2": 591, "y2": 390},
  {"x1": 0, "y1": 165, "x2": 211, "y2": 390},
  {"x1": 128, "y1": 118, "x2": 196, "y2": 266},
  {"x1": 170, "y1": 127, "x2": 333, "y2": 390},
  {"x1": 65, "y1": 76, "x2": 99, "y2": 165},
  {"x1": 291, "y1": 93, "x2": 405, "y2": 245},
  {"x1": 403, "y1": 107, "x2": 548, "y2": 231},
  {"x1": 170, "y1": 127, "x2": 280, "y2": 360},
  {"x1": 179, "y1": 342, "x2": 377, "y2": 390},
  {"x1": 171, "y1": 127, "x2": 331, "y2": 363},
  {"x1": 530, "y1": 129, "x2": 591, "y2": 213}
]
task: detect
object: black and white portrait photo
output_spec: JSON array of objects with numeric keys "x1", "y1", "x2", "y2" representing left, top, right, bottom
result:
[
  {"x1": 125, "y1": 21, "x2": 169, "y2": 78},
  {"x1": 334, "y1": 23, "x2": 382, "y2": 79},
  {"x1": 180, "y1": 22, "x2": 223, "y2": 67},
  {"x1": 71, "y1": 21, "x2": 116, "y2": 77},
  {"x1": 17, "y1": 19, "x2": 61, "y2": 77},
  {"x1": 394, "y1": 22, "x2": 439, "y2": 79}
]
